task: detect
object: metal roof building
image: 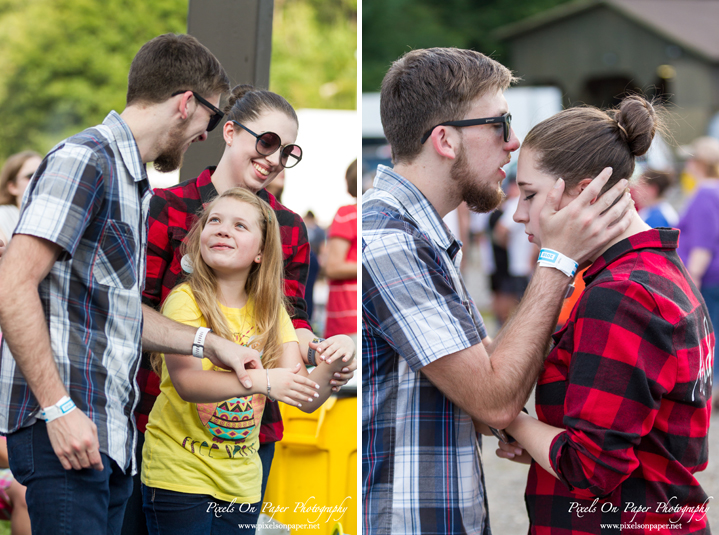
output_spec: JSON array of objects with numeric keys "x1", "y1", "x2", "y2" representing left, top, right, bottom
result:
[{"x1": 496, "y1": 0, "x2": 719, "y2": 143}]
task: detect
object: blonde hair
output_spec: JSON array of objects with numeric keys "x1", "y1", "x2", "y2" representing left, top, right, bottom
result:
[{"x1": 153, "y1": 187, "x2": 286, "y2": 373}]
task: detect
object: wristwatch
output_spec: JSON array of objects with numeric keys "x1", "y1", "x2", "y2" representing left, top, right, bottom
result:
[
  {"x1": 489, "y1": 407, "x2": 529, "y2": 444},
  {"x1": 41, "y1": 395, "x2": 77, "y2": 422},
  {"x1": 490, "y1": 427, "x2": 516, "y2": 444},
  {"x1": 307, "y1": 337, "x2": 325, "y2": 367}
]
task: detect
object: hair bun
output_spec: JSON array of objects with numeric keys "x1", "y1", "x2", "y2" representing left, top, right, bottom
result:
[
  {"x1": 614, "y1": 95, "x2": 657, "y2": 157},
  {"x1": 224, "y1": 84, "x2": 256, "y2": 114}
]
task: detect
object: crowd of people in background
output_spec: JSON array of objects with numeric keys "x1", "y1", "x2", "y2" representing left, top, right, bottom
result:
[{"x1": 0, "y1": 34, "x2": 357, "y2": 535}]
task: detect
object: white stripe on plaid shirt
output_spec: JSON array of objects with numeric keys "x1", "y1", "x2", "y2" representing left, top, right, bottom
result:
[
  {"x1": 0, "y1": 111, "x2": 151, "y2": 474},
  {"x1": 362, "y1": 166, "x2": 491, "y2": 535}
]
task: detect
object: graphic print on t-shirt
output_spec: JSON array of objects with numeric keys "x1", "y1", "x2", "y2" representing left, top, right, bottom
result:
[{"x1": 195, "y1": 326, "x2": 265, "y2": 442}]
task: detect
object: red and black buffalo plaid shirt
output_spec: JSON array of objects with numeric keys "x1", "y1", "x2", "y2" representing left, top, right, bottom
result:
[
  {"x1": 526, "y1": 229, "x2": 713, "y2": 534},
  {"x1": 135, "y1": 167, "x2": 312, "y2": 442}
]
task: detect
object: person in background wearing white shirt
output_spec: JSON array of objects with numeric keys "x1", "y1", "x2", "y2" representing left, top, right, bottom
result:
[{"x1": 0, "y1": 151, "x2": 41, "y2": 244}]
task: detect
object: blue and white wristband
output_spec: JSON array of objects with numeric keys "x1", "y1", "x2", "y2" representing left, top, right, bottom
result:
[
  {"x1": 41, "y1": 395, "x2": 77, "y2": 422},
  {"x1": 537, "y1": 248, "x2": 578, "y2": 278}
]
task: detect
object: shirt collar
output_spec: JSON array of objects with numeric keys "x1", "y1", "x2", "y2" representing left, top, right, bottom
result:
[
  {"x1": 197, "y1": 167, "x2": 219, "y2": 205},
  {"x1": 102, "y1": 111, "x2": 147, "y2": 183},
  {"x1": 584, "y1": 228, "x2": 680, "y2": 284},
  {"x1": 373, "y1": 165, "x2": 461, "y2": 255}
]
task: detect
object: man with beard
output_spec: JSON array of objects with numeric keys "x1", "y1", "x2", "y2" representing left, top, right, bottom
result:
[
  {"x1": 362, "y1": 48, "x2": 636, "y2": 535},
  {"x1": 0, "y1": 34, "x2": 263, "y2": 535}
]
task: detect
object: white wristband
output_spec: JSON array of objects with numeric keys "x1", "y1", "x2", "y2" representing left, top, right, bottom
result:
[
  {"x1": 537, "y1": 248, "x2": 578, "y2": 278},
  {"x1": 192, "y1": 327, "x2": 212, "y2": 359},
  {"x1": 41, "y1": 395, "x2": 76, "y2": 422}
]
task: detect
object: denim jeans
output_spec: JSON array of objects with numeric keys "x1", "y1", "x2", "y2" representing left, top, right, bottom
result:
[
  {"x1": 121, "y1": 430, "x2": 147, "y2": 535},
  {"x1": 142, "y1": 485, "x2": 261, "y2": 535},
  {"x1": 124, "y1": 437, "x2": 275, "y2": 535},
  {"x1": 258, "y1": 441, "x2": 275, "y2": 502},
  {"x1": 7, "y1": 420, "x2": 133, "y2": 535}
]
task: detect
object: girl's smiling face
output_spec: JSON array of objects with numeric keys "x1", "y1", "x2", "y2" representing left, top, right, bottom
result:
[
  {"x1": 200, "y1": 198, "x2": 264, "y2": 277},
  {"x1": 513, "y1": 147, "x2": 578, "y2": 249},
  {"x1": 225, "y1": 109, "x2": 298, "y2": 194}
]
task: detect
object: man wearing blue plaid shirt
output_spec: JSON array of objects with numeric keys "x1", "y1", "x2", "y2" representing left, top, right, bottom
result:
[
  {"x1": 362, "y1": 48, "x2": 637, "y2": 535},
  {"x1": 0, "y1": 34, "x2": 263, "y2": 534}
]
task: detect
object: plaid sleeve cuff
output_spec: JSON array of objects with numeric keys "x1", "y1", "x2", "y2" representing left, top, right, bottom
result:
[{"x1": 364, "y1": 232, "x2": 481, "y2": 372}]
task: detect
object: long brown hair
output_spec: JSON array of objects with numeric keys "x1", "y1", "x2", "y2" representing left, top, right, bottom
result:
[
  {"x1": 153, "y1": 187, "x2": 287, "y2": 373},
  {"x1": 0, "y1": 151, "x2": 41, "y2": 206},
  {"x1": 223, "y1": 84, "x2": 298, "y2": 128},
  {"x1": 523, "y1": 95, "x2": 663, "y2": 195}
]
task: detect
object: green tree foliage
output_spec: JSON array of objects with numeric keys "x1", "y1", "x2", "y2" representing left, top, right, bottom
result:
[
  {"x1": 271, "y1": 0, "x2": 357, "y2": 110},
  {"x1": 363, "y1": 0, "x2": 574, "y2": 92},
  {"x1": 0, "y1": 0, "x2": 356, "y2": 161},
  {"x1": 0, "y1": 0, "x2": 188, "y2": 159}
]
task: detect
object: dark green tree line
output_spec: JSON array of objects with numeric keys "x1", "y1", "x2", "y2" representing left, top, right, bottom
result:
[{"x1": 362, "y1": 0, "x2": 574, "y2": 92}]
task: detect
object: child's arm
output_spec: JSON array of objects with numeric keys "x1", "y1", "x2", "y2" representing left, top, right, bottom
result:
[
  {"x1": 278, "y1": 339, "x2": 355, "y2": 413},
  {"x1": 313, "y1": 335, "x2": 357, "y2": 391},
  {"x1": 165, "y1": 352, "x2": 320, "y2": 406}
]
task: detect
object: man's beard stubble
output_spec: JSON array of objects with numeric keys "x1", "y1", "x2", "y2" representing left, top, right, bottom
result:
[
  {"x1": 450, "y1": 142, "x2": 505, "y2": 213},
  {"x1": 153, "y1": 121, "x2": 190, "y2": 173}
]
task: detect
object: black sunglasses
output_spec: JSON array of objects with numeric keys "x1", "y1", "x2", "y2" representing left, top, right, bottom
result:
[
  {"x1": 171, "y1": 90, "x2": 224, "y2": 132},
  {"x1": 232, "y1": 120, "x2": 303, "y2": 169},
  {"x1": 420, "y1": 112, "x2": 512, "y2": 144}
]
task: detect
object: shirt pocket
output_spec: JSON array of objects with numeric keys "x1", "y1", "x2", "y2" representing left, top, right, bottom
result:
[{"x1": 93, "y1": 219, "x2": 137, "y2": 289}]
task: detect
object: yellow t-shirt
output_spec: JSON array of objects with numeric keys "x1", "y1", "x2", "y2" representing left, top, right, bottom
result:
[{"x1": 141, "y1": 283, "x2": 298, "y2": 503}]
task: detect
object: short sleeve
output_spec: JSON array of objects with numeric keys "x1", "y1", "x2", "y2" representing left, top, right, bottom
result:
[
  {"x1": 278, "y1": 308, "x2": 299, "y2": 344},
  {"x1": 363, "y1": 230, "x2": 482, "y2": 372},
  {"x1": 328, "y1": 205, "x2": 357, "y2": 242},
  {"x1": 161, "y1": 285, "x2": 204, "y2": 329},
  {"x1": 15, "y1": 144, "x2": 101, "y2": 256}
]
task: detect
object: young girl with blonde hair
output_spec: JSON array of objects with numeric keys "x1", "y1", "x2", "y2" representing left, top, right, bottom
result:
[{"x1": 141, "y1": 187, "x2": 354, "y2": 534}]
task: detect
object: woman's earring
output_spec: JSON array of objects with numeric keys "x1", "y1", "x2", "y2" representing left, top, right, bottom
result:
[{"x1": 255, "y1": 254, "x2": 262, "y2": 263}]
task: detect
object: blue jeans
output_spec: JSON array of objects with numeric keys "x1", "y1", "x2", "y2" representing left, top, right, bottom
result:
[
  {"x1": 124, "y1": 438, "x2": 274, "y2": 535},
  {"x1": 258, "y1": 441, "x2": 275, "y2": 502},
  {"x1": 121, "y1": 430, "x2": 147, "y2": 535},
  {"x1": 7, "y1": 420, "x2": 133, "y2": 535},
  {"x1": 142, "y1": 485, "x2": 261, "y2": 535}
]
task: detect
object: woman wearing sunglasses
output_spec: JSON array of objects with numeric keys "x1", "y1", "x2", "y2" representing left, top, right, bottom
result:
[
  {"x1": 132, "y1": 84, "x2": 357, "y2": 523},
  {"x1": 494, "y1": 95, "x2": 713, "y2": 533}
]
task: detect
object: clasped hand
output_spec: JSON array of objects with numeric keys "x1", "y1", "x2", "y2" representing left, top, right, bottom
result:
[{"x1": 310, "y1": 334, "x2": 357, "y2": 391}]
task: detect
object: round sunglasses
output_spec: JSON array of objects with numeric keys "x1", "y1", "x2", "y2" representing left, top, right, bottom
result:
[{"x1": 232, "y1": 120, "x2": 303, "y2": 169}]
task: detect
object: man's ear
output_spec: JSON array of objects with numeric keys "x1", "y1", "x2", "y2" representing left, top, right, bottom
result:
[
  {"x1": 174, "y1": 90, "x2": 193, "y2": 120},
  {"x1": 429, "y1": 126, "x2": 460, "y2": 160}
]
